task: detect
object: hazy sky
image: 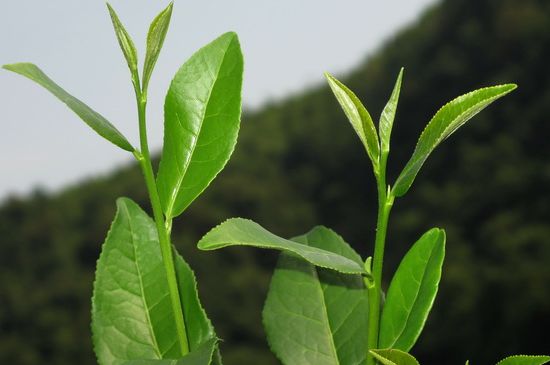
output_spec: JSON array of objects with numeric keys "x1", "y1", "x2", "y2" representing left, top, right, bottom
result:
[{"x1": 0, "y1": 0, "x2": 436, "y2": 201}]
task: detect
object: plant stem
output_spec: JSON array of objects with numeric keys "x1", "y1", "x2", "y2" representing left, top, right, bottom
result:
[
  {"x1": 133, "y1": 81, "x2": 190, "y2": 355},
  {"x1": 366, "y1": 152, "x2": 394, "y2": 365}
]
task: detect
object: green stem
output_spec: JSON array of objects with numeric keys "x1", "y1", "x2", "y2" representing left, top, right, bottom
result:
[
  {"x1": 133, "y1": 79, "x2": 190, "y2": 355},
  {"x1": 366, "y1": 152, "x2": 394, "y2": 365}
]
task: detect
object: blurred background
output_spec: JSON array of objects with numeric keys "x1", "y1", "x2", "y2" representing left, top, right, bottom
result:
[{"x1": 1, "y1": 0, "x2": 549, "y2": 364}]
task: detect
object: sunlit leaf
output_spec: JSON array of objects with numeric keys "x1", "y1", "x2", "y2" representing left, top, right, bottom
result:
[
  {"x1": 496, "y1": 355, "x2": 550, "y2": 365},
  {"x1": 325, "y1": 72, "x2": 380, "y2": 168},
  {"x1": 198, "y1": 218, "x2": 366, "y2": 274},
  {"x1": 379, "y1": 228, "x2": 445, "y2": 351},
  {"x1": 369, "y1": 349, "x2": 420, "y2": 365},
  {"x1": 157, "y1": 32, "x2": 243, "y2": 219},
  {"x1": 122, "y1": 338, "x2": 218, "y2": 365},
  {"x1": 392, "y1": 84, "x2": 517, "y2": 197},
  {"x1": 379, "y1": 68, "x2": 403, "y2": 153}
]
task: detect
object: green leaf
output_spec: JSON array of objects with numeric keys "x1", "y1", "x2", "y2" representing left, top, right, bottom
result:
[
  {"x1": 369, "y1": 349, "x2": 420, "y2": 365},
  {"x1": 92, "y1": 198, "x2": 182, "y2": 364},
  {"x1": 325, "y1": 72, "x2": 380, "y2": 168},
  {"x1": 2, "y1": 63, "x2": 134, "y2": 151},
  {"x1": 263, "y1": 226, "x2": 369, "y2": 365},
  {"x1": 143, "y1": 2, "x2": 174, "y2": 90},
  {"x1": 122, "y1": 338, "x2": 218, "y2": 365},
  {"x1": 496, "y1": 355, "x2": 550, "y2": 365},
  {"x1": 157, "y1": 32, "x2": 244, "y2": 219},
  {"x1": 379, "y1": 228, "x2": 445, "y2": 351},
  {"x1": 392, "y1": 84, "x2": 517, "y2": 197},
  {"x1": 198, "y1": 218, "x2": 366, "y2": 274},
  {"x1": 173, "y1": 251, "x2": 219, "y2": 357},
  {"x1": 379, "y1": 68, "x2": 403, "y2": 153},
  {"x1": 92, "y1": 198, "x2": 218, "y2": 365},
  {"x1": 107, "y1": 3, "x2": 139, "y2": 81}
]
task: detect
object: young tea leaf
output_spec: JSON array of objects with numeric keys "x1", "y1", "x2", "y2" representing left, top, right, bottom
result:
[
  {"x1": 379, "y1": 68, "x2": 403, "y2": 153},
  {"x1": 496, "y1": 355, "x2": 550, "y2": 365},
  {"x1": 263, "y1": 227, "x2": 369, "y2": 365},
  {"x1": 3, "y1": 63, "x2": 134, "y2": 151},
  {"x1": 122, "y1": 338, "x2": 218, "y2": 365},
  {"x1": 107, "y1": 3, "x2": 139, "y2": 81},
  {"x1": 142, "y1": 2, "x2": 174, "y2": 91},
  {"x1": 379, "y1": 228, "x2": 445, "y2": 351},
  {"x1": 325, "y1": 73, "x2": 380, "y2": 168},
  {"x1": 369, "y1": 349, "x2": 420, "y2": 365},
  {"x1": 392, "y1": 84, "x2": 517, "y2": 197},
  {"x1": 156, "y1": 32, "x2": 244, "y2": 219},
  {"x1": 198, "y1": 218, "x2": 366, "y2": 274}
]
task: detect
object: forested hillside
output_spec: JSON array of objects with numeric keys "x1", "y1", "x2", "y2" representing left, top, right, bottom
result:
[{"x1": 1, "y1": 0, "x2": 549, "y2": 363}]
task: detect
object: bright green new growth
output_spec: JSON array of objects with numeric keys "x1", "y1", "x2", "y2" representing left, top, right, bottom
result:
[
  {"x1": 198, "y1": 68, "x2": 546, "y2": 365},
  {"x1": 4, "y1": 3, "x2": 243, "y2": 365}
]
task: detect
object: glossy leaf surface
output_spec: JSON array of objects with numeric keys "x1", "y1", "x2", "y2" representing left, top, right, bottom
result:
[
  {"x1": 122, "y1": 338, "x2": 217, "y2": 365},
  {"x1": 143, "y1": 2, "x2": 173, "y2": 90},
  {"x1": 325, "y1": 73, "x2": 380, "y2": 167},
  {"x1": 379, "y1": 68, "x2": 403, "y2": 153},
  {"x1": 198, "y1": 218, "x2": 366, "y2": 274},
  {"x1": 263, "y1": 227, "x2": 369, "y2": 365},
  {"x1": 369, "y1": 349, "x2": 420, "y2": 365},
  {"x1": 157, "y1": 32, "x2": 243, "y2": 219},
  {"x1": 107, "y1": 3, "x2": 139, "y2": 80},
  {"x1": 379, "y1": 228, "x2": 445, "y2": 351},
  {"x1": 392, "y1": 84, "x2": 517, "y2": 197},
  {"x1": 3, "y1": 63, "x2": 134, "y2": 151},
  {"x1": 496, "y1": 355, "x2": 550, "y2": 365},
  {"x1": 92, "y1": 198, "x2": 182, "y2": 364}
]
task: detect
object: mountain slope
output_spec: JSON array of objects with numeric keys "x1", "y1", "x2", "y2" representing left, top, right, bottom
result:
[{"x1": 1, "y1": 0, "x2": 549, "y2": 364}]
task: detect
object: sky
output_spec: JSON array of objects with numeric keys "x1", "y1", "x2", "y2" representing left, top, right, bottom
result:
[{"x1": 0, "y1": 0, "x2": 436, "y2": 201}]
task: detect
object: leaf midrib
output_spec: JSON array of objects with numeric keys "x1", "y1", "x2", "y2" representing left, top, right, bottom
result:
[
  {"x1": 121, "y1": 202, "x2": 162, "y2": 359},
  {"x1": 165, "y1": 37, "x2": 234, "y2": 218}
]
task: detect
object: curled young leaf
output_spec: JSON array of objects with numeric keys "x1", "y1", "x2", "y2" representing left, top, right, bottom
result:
[
  {"x1": 379, "y1": 68, "x2": 403, "y2": 153},
  {"x1": 198, "y1": 218, "x2": 366, "y2": 275},
  {"x1": 392, "y1": 84, "x2": 517, "y2": 197},
  {"x1": 379, "y1": 228, "x2": 445, "y2": 351},
  {"x1": 325, "y1": 72, "x2": 380, "y2": 168},
  {"x1": 3, "y1": 63, "x2": 134, "y2": 151},
  {"x1": 157, "y1": 32, "x2": 244, "y2": 219},
  {"x1": 143, "y1": 2, "x2": 174, "y2": 91},
  {"x1": 107, "y1": 3, "x2": 139, "y2": 82}
]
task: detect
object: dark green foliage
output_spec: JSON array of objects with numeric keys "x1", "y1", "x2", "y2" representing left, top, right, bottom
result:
[{"x1": 1, "y1": 0, "x2": 549, "y2": 363}]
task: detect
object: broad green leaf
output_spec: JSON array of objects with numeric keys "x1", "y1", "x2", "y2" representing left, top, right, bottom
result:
[
  {"x1": 2, "y1": 63, "x2": 134, "y2": 151},
  {"x1": 157, "y1": 32, "x2": 243, "y2": 219},
  {"x1": 143, "y1": 2, "x2": 174, "y2": 90},
  {"x1": 122, "y1": 338, "x2": 217, "y2": 365},
  {"x1": 369, "y1": 349, "x2": 420, "y2": 365},
  {"x1": 107, "y1": 3, "x2": 139, "y2": 80},
  {"x1": 496, "y1": 355, "x2": 550, "y2": 365},
  {"x1": 325, "y1": 72, "x2": 380, "y2": 167},
  {"x1": 379, "y1": 68, "x2": 403, "y2": 153},
  {"x1": 263, "y1": 226, "x2": 369, "y2": 365},
  {"x1": 392, "y1": 84, "x2": 517, "y2": 197},
  {"x1": 92, "y1": 198, "x2": 183, "y2": 364},
  {"x1": 198, "y1": 218, "x2": 366, "y2": 274},
  {"x1": 92, "y1": 198, "x2": 218, "y2": 365},
  {"x1": 379, "y1": 228, "x2": 445, "y2": 351}
]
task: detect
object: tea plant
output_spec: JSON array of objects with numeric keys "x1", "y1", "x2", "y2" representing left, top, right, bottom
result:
[
  {"x1": 4, "y1": 3, "x2": 243, "y2": 364},
  {"x1": 198, "y1": 70, "x2": 550, "y2": 365}
]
